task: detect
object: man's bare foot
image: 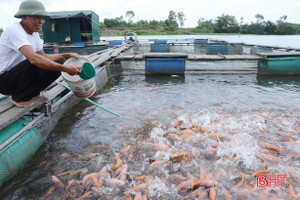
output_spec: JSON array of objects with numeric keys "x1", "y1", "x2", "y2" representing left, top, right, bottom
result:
[{"x1": 11, "y1": 100, "x2": 34, "y2": 108}]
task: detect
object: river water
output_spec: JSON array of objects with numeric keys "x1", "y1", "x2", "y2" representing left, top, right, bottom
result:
[
  {"x1": 103, "y1": 34, "x2": 300, "y2": 49},
  {"x1": 0, "y1": 35, "x2": 300, "y2": 199}
]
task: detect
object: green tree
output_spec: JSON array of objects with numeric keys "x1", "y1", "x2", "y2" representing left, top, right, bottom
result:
[
  {"x1": 255, "y1": 14, "x2": 264, "y2": 24},
  {"x1": 177, "y1": 11, "x2": 186, "y2": 28},
  {"x1": 149, "y1": 20, "x2": 164, "y2": 28},
  {"x1": 276, "y1": 22, "x2": 298, "y2": 34},
  {"x1": 165, "y1": 10, "x2": 178, "y2": 29},
  {"x1": 245, "y1": 23, "x2": 265, "y2": 34},
  {"x1": 276, "y1": 15, "x2": 287, "y2": 24},
  {"x1": 196, "y1": 18, "x2": 214, "y2": 33},
  {"x1": 126, "y1": 11, "x2": 135, "y2": 24},
  {"x1": 264, "y1": 20, "x2": 276, "y2": 34},
  {"x1": 136, "y1": 20, "x2": 149, "y2": 27},
  {"x1": 214, "y1": 14, "x2": 239, "y2": 33},
  {"x1": 275, "y1": 15, "x2": 298, "y2": 34},
  {"x1": 103, "y1": 16, "x2": 127, "y2": 27}
]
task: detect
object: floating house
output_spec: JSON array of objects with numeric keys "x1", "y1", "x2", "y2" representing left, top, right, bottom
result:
[{"x1": 42, "y1": 10, "x2": 100, "y2": 43}]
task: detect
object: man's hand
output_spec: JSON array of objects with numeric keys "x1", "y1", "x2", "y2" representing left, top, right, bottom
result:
[
  {"x1": 65, "y1": 53, "x2": 79, "y2": 60},
  {"x1": 64, "y1": 65, "x2": 81, "y2": 75}
]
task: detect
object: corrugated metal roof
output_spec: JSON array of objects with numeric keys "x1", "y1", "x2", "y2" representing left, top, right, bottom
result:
[{"x1": 49, "y1": 10, "x2": 97, "y2": 18}]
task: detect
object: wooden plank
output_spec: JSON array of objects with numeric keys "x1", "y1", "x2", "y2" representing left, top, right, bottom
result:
[
  {"x1": 244, "y1": 44, "x2": 300, "y2": 51},
  {"x1": 44, "y1": 80, "x2": 68, "y2": 102},
  {"x1": 92, "y1": 46, "x2": 130, "y2": 66},
  {"x1": 187, "y1": 54, "x2": 196, "y2": 60},
  {"x1": 257, "y1": 52, "x2": 300, "y2": 57},
  {"x1": 144, "y1": 53, "x2": 188, "y2": 58},
  {"x1": 133, "y1": 54, "x2": 144, "y2": 60},
  {"x1": 0, "y1": 98, "x2": 13, "y2": 114},
  {"x1": 192, "y1": 55, "x2": 224, "y2": 60},
  {"x1": 0, "y1": 97, "x2": 47, "y2": 130},
  {"x1": 223, "y1": 55, "x2": 262, "y2": 60},
  {"x1": 110, "y1": 46, "x2": 129, "y2": 57},
  {"x1": 88, "y1": 48, "x2": 117, "y2": 62},
  {"x1": 115, "y1": 55, "x2": 135, "y2": 60}
]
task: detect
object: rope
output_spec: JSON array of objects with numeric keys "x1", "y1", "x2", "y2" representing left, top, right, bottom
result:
[{"x1": 54, "y1": 81, "x2": 138, "y2": 121}]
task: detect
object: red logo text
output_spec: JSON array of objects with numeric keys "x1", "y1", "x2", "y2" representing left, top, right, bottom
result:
[{"x1": 257, "y1": 174, "x2": 288, "y2": 188}]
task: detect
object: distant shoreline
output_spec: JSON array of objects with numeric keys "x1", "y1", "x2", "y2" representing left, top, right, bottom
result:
[{"x1": 100, "y1": 28, "x2": 247, "y2": 36}]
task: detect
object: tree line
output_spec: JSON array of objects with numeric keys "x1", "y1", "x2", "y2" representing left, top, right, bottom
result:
[
  {"x1": 101, "y1": 11, "x2": 300, "y2": 35},
  {"x1": 101, "y1": 10, "x2": 185, "y2": 31}
]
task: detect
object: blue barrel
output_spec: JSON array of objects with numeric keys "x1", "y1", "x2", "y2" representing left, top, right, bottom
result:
[
  {"x1": 43, "y1": 46, "x2": 54, "y2": 53},
  {"x1": 154, "y1": 40, "x2": 167, "y2": 44},
  {"x1": 109, "y1": 40, "x2": 122, "y2": 45},
  {"x1": 150, "y1": 44, "x2": 170, "y2": 52},
  {"x1": 72, "y1": 42, "x2": 86, "y2": 47},
  {"x1": 145, "y1": 57, "x2": 186, "y2": 75},
  {"x1": 194, "y1": 39, "x2": 208, "y2": 44},
  {"x1": 228, "y1": 45, "x2": 243, "y2": 53},
  {"x1": 207, "y1": 43, "x2": 228, "y2": 53},
  {"x1": 250, "y1": 46, "x2": 273, "y2": 54},
  {"x1": 194, "y1": 45, "x2": 207, "y2": 53}
]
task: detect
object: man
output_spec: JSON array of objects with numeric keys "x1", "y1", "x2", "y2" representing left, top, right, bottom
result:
[{"x1": 0, "y1": 0, "x2": 81, "y2": 108}]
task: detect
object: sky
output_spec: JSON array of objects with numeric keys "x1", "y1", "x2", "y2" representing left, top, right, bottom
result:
[{"x1": 0, "y1": 0, "x2": 300, "y2": 29}]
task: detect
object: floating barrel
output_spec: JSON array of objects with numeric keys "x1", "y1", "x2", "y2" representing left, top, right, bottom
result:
[
  {"x1": 207, "y1": 43, "x2": 228, "y2": 53},
  {"x1": 194, "y1": 39, "x2": 208, "y2": 52},
  {"x1": 43, "y1": 46, "x2": 54, "y2": 53},
  {"x1": 145, "y1": 54, "x2": 186, "y2": 75},
  {"x1": 150, "y1": 44, "x2": 170, "y2": 52},
  {"x1": 109, "y1": 40, "x2": 123, "y2": 45},
  {"x1": 72, "y1": 42, "x2": 86, "y2": 47},
  {"x1": 250, "y1": 46, "x2": 273, "y2": 54},
  {"x1": 0, "y1": 118, "x2": 43, "y2": 187},
  {"x1": 154, "y1": 40, "x2": 167, "y2": 44},
  {"x1": 258, "y1": 56, "x2": 300, "y2": 75},
  {"x1": 194, "y1": 45, "x2": 207, "y2": 53},
  {"x1": 194, "y1": 39, "x2": 208, "y2": 44},
  {"x1": 228, "y1": 45, "x2": 243, "y2": 53}
]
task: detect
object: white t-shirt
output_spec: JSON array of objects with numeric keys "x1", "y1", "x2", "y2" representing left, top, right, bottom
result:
[{"x1": 0, "y1": 22, "x2": 43, "y2": 74}]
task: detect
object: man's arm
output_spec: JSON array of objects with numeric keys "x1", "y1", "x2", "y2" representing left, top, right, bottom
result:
[
  {"x1": 19, "y1": 45, "x2": 81, "y2": 75},
  {"x1": 37, "y1": 48, "x2": 79, "y2": 61}
]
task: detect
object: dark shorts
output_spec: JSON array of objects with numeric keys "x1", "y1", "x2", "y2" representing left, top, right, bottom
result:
[{"x1": 0, "y1": 60, "x2": 61, "y2": 102}]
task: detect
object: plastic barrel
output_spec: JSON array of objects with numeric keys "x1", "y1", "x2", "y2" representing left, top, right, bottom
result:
[
  {"x1": 62, "y1": 57, "x2": 96, "y2": 98},
  {"x1": 109, "y1": 40, "x2": 122, "y2": 45},
  {"x1": 194, "y1": 39, "x2": 208, "y2": 44},
  {"x1": 145, "y1": 57, "x2": 186, "y2": 75},
  {"x1": 250, "y1": 46, "x2": 273, "y2": 55},
  {"x1": 154, "y1": 40, "x2": 167, "y2": 44},
  {"x1": 150, "y1": 44, "x2": 170, "y2": 52},
  {"x1": 258, "y1": 56, "x2": 300, "y2": 75},
  {"x1": 207, "y1": 43, "x2": 228, "y2": 53},
  {"x1": 228, "y1": 45, "x2": 243, "y2": 53}
]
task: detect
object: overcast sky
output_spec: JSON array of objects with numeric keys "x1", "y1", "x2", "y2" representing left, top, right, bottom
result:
[{"x1": 1, "y1": 0, "x2": 300, "y2": 29}]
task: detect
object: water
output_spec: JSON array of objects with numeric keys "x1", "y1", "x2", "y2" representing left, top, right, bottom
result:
[
  {"x1": 103, "y1": 34, "x2": 300, "y2": 49},
  {"x1": 1, "y1": 35, "x2": 300, "y2": 199}
]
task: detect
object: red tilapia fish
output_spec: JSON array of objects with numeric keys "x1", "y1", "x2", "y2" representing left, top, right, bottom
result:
[{"x1": 43, "y1": 112, "x2": 299, "y2": 200}]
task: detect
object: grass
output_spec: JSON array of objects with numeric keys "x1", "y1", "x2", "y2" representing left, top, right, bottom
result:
[{"x1": 100, "y1": 27, "x2": 251, "y2": 36}]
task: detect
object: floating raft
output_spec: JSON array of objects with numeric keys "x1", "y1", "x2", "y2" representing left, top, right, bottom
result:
[{"x1": 115, "y1": 53, "x2": 262, "y2": 61}]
